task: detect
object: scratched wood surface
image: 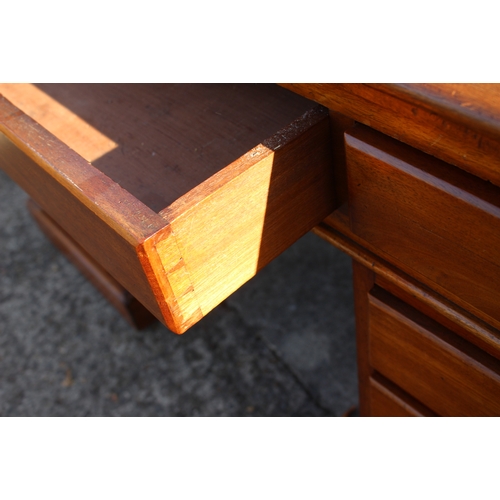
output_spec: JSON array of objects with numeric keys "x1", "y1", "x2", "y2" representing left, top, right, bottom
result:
[
  {"x1": 280, "y1": 83, "x2": 500, "y2": 187},
  {"x1": 0, "y1": 84, "x2": 317, "y2": 212},
  {"x1": 0, "y1": 84, "x2": 335, "y2": 333},
  {"x1": 345, "y1": 124, "x2": 500, "y2": 331}
]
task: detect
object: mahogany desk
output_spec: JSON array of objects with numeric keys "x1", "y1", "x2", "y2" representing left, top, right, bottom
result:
[{"x1": 1, "y1": 84, "x2": 499, "y2": 416}]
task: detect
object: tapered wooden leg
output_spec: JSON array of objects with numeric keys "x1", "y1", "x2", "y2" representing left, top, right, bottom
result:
[{"x1": 27, "y1": 199, "x2": 157, "y2": 330}]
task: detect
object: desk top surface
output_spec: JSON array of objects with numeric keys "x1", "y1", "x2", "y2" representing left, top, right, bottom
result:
[
  {"x1": 282, "y1": 83, "x2": 500, "y2": 187},
  {"x1": 370, "y1": 84, "x2": 500, "y2": 139}
]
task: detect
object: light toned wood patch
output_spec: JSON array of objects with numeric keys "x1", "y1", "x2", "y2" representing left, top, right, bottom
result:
[
  {"x1": 169, "y1": 149, "x2": 275, "y2": 316},
  {"x1": 0, "y1": 83, "x2": 117, "y2": 162}
]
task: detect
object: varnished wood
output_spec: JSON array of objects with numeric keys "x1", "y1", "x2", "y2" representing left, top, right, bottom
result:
[
  {"x1": 0, "y1": 84, "x2": 316, "y2": 212},
  {"x1": 280, "y1": 83, "x2": 500, "y2": 187},
  {"x1": 155, "y1": 109, "x2": 335, "y2": 320},
  {"x1": 377, "y1": 83, "x2": 500, "y2": 140},
  {"x1": 4, "y1": 82, "x2": 500, "y2": 416},
  {"x1": 314, "y1": 216, "x2": 500, "y2": 363},
  {"x1": 369, "y1": 287, "x2": 500, "y2": 416},
  {"x1": 369, "y1": 375, "x2": 436, "y2": 417},
  {"x1": 27, "y1": 199, "x2": 157, "y2": 329},
  {"x1": 327, "y1": 110, "x2": 355, "y2": 208},
  {"x1": 0, "y1": 101, "x2": 167, "y2": 323},
  {"x1": 351, "y1": 260, "x2": 375, "y2": 417},
  {"x1": 346, "y1": 125, "x2": 500, "y2": 331},
  {"x1": 289, "y1": 85, "x2": 500, "y2": 417},
  {"x1": 0, "y1": 84, "x2": 335, "y2": 333}
]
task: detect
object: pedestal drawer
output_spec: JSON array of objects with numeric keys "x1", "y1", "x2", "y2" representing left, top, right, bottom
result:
[
  {"x1": 0, "y1": 84, "x2": 335, "y2": 333},
  {"x1": 368, "y1": 287, "x2": 500, "y2": 416},
  {"x1": 346, "y1": 125, "x2": 500, "y2": 330}
]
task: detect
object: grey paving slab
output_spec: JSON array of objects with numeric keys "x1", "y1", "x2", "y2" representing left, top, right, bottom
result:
[{"x1": 0, "y1": 169, "x2": 358, "y2": 416}]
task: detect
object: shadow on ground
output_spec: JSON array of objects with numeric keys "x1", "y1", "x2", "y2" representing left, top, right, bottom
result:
[{"x1": 0, "y1": 170, "x2": 357, "y2": 416}]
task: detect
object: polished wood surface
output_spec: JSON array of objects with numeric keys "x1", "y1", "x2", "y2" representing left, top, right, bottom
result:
[
  {"x1": 3, "y1": 83, "x2": 500, "y2": 415},
  {"x1": 315, "y1": 211, "x2": 500, "y2": 362},
  {"x1": 0, "y1": 100, "x2": 166, "y2": 322},
  {"x1": 0, "y1": 84, "x2": 316, "y2": 213},
  {"x1": 280, "y1": 83, "x2": 500, "y2": 187},
  {"x1": 306, "y1": 84, "x2": 500, "y2": 416},
  {"x1": 369, "y1": 287, "x2": 500, "y2": 416},
  {"x1": 27, "y1": 199, "x2": 157, "y2": 329},
  {"x1": 351, "y1": 260, "x2": 375, "y2": 417},
  {"x1": 0, "y1": 84, "x2": 335, "y2": 333},
  {"x1": 369, "y1": 376, "x2": 435, "y2": 417},
  {"x1": 346, "y1": 124, "x2": 500, "y2": 330},
  {"x1": 377, "y1": 83, "x2": 500, "y2": 139}
]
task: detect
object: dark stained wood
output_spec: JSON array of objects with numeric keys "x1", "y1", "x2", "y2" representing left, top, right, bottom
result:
[
  {"x1": 314, "y1": 214, "x2": 500, "y2": 362},
  {"x1": 287, "y1": 83, "x2": 500, "y2": 417},
  {"x1": 27, "y1": 199, "x2": 157, "y2": 329},
  {"x1": 327, "y1": 110, "x2": 355, "y2": 208},
  {"x1": 376, "y1": 83, "x2": 500, "y2": 140},
  {"x1": 5, "y1": 81, "x2": 500, "y2": 416},
  {"x1": 369, "y1": 374, "x2": 436, "y2": 417},
  {"x1": 1, "y1": 84, "x2": 317, "y2": 213},
  {"x1": 375, "y1": 274, "x2": 500, "y2": 363},
  {"x1": 154, "y1": 109, "x2": 335, "y2": 324},
  {"x1": 369, "y1": 287, "x2": 500, "y2": 416},
  {"x1": 280, "y1": 83, "x2": 500, "y2": 187},
  {"x1": 0, "y1": 85, "x2": 335, "y2": 334},
  {"x1": 346, "y1": 125, "x2": 500, "y2": 331},
  {"x1": 0, "y1": 102, "x2": 167, "y2": 323},
  {"x1": 351, "y1": 260, "x2": 375, "y2": 417}
]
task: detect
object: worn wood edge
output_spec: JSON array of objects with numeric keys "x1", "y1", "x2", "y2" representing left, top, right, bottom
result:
[
  {"x1": 159, "y1": 105, "x2": 329, "y2": 222},
  {"x1": 148, "y1": 107, "x2": 334, "y2": 333},
  {"x1": 166, "y1": 152, "x2": 277, "y2": 318},
  {"x1": 369, "y1": 83, "x2": 500, "y2": 141},
  {"x1": 0, "y1": 95, "x2": 170, "y2": 326},
  {"x1": 313, "y1": 222, "x2": 500, "y2": 360},
  {"x1": 161, "y1": 143, "x2": 275, "y2": 222},
  {"x1": 345, "y1": 125, "x2": 500, "y2": 215},
  {"x1": 369, "y1": 373, "x2": 437, "y2": 417},
  {"x1": 28, "y1": 199, "x2": 157, "y2": 330},
  {"x1": 345, "y1": 127, "x2": 500, "y2": 328},
  {"x1": 280, "y1": 83, "x2": 500, "y2": 187},
  {"x1": 138, "y1": 226, "x2": 203, "y2": 334},
  {"x1": 0, "y1": 94, "x2": 167, "y2": 244}
]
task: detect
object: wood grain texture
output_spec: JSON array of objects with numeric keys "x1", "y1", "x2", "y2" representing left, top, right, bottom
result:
[
  {"x1": 327, "y1": 110, "x2": 355, "y2": 208},
  {"x1": 27, "y1": 199, "x2": 157, "y2": 329},
  {"x1": 152, "y1": 107, "x2": 335, "y2": 332},
  {"x1": 0, "y1": 85, "x2": 335, "y2": 334},
  {"x1": 280, "y1": 83, "x2": 500, "y2": 187},
  {"x1": 352, "y1": 260, "x2": 375, "y2": 417},
  {"x1": 376, "y1": 83, "x2": 500, "y2": 140},
  {"x1": 346, "y1": 125, "x2": 500, "y2": 331},
  {"x1": 0, "y1": 84, "x2": 316, "y2": 213},
  {"x1": 369, "y1": 287, "x2": 500, "y2": 416},
  {"x1": 369, "y1": 375, "x2": 436, "y2": 417},
  {"x1": 0, "y1": 97, "x2": 166, "y2": 321},
  {"x1": 315, "y1": 212, "x2": 500, "y2": 362}
]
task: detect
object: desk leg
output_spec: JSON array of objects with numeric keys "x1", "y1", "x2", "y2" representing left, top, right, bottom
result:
[
  {"x1": 352, "y1": 260, "x2": 375, "y2": 416},
  {"x1": 27, "y1": 199, "x2": 157, "y2": 330}
]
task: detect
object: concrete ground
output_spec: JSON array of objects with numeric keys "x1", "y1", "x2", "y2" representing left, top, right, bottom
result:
[{"x1": 0, "y1": 169, "x2": 358, "y2": 416}]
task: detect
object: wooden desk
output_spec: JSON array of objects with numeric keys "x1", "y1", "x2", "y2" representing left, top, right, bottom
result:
[
  {"x1": 281, "y1": 84, "x2": 500, "y2": 416},
  {"x1": 1, "y1": 83, "x2": 499, "y2": 416}
]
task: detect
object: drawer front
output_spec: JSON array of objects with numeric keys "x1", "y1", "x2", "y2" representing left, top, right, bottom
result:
[
  {"x1": 368, "y1": 376, "x2": 434, "y2": 417},
  {"x1": 346, "y1": 125, "x2": 500, "y2": 330},
  {"x1": 368, "y1": 287, "x2": 500, "y2": 416}
]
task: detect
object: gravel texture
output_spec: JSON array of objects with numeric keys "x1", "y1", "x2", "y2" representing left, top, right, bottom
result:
[{"x1": 0, "y1": 169, "x2": 358, "y2": 416}]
